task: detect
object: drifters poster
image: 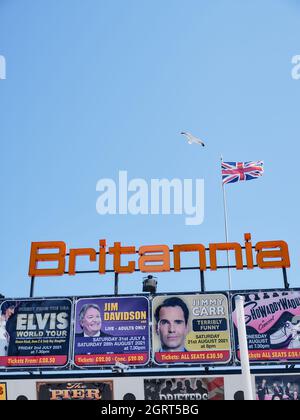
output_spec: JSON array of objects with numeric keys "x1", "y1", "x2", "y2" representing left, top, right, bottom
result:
[
  {"x1": 0, "y1": 299, "x2": 72, "y2": 368},
  {"x1": 144, "y1": 377, "x2": 224, "y2": 401},
  {"x1": 232, "y1": 290, "x2": 300, "y2": 363},
  {"x1": 74, "y1": 296, "x2": 150, "y2": 367}
]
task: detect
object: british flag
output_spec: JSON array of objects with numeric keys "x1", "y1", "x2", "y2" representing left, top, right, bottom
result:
[{"x1": 222, "y1": 161, "x2": 264, "y2": 185}]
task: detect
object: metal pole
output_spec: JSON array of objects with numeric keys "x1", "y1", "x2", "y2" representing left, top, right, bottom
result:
[
  {"x1": 30, "y1": 276, "x2": 35, "y2": 298},
  {"x1": 200, "y1": 270, "x2": 205, "y2": 292},
  {"x1": 283, "y1": 268, "x2": 290, "y2": 290},
  {"x1": 235, "y1": 295, "x2": 254, "y2": 401},
  {"x1": 114, "y1": 273, "x2": 119, "y2": 296},
  {"x1": 221, "y1": 156, "x2": 232, "y2": 290}
]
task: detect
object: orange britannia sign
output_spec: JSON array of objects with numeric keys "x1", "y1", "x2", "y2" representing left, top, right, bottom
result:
[{"x1": 28, "y1": 233, "x2": 290, "y2": 278}]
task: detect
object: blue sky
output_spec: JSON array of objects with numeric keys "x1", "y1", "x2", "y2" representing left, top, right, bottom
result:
[{"x1": 0, "y1": 0, "x2": 299, "y2": 298}]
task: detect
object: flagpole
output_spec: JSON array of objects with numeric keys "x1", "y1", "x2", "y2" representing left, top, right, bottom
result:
[
  {"x1": 235, "y1": 295, "x2": 254, "y2": 400},
  {"x1": 221, "y1": 156, "x2": 232, "y2": 290}
]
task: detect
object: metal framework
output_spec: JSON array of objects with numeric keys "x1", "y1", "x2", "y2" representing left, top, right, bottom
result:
[{"x1": 0, "y1": 250, "x2": 293, "y2": 383}]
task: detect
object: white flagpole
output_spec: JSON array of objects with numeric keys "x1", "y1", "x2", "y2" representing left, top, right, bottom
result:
[
  {"x1": 235, "y1": 295, "x2": 254, "y2": 400},
  {"x1": 221, "y1": 156, "x2": 232, "y2": 290}
]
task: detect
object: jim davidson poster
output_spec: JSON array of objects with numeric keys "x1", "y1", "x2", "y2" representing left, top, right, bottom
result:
[
  {"x1": 74, "y1": 296, "x2": 150, "y2": 367},
  {"x1": 232, "y1": 290, "x2": 300, "y2": 363}
]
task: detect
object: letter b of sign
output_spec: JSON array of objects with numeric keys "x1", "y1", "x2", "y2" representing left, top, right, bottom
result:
[{"x1": 0, "y1": 55, "x2": 6, "y2": 80}]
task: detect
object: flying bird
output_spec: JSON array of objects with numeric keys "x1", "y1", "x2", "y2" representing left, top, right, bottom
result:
[{"x1": 181, "y1": 131, "x2": 206, "y2": 147}]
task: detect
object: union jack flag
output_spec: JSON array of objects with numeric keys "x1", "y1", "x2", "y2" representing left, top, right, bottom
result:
[{"x1": 222, "y1": 161, "x2": 264, "y2": 185}]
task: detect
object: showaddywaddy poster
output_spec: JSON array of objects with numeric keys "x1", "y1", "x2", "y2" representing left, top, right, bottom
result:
[{"x1": 232, "y1": 290, "x2": 300, "y2": 363}]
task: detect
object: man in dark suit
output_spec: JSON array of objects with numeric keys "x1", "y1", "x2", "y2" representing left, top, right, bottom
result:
[
  {"x1": 272, "y1": 382, "x2": 284, "y2": 399},
  {"x1": 257, "y1": 379, "x2": 269, "y2": 401}
]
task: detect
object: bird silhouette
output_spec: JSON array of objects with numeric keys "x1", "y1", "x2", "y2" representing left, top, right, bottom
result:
[{"x1": 181, "y1": 132, "x2": 205, "y2": 147}]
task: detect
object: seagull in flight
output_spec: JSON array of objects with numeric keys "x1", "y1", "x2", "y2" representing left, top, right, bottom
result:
[{"x1": 181, "y1": 131, "x2": 206, "y2": 147}]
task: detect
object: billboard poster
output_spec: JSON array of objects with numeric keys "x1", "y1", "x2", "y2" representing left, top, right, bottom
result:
[
  {"x1": 255, "y1": 375, "x2": 300, "y2": 401},
  {"x1": 232, "y1": 290, "x2": 300, "y2": 363},
  {"x1": 144, "y1": 377, "x2": 224, "y2": 401},
  {"x1": 0, "y1": 299, "x2": 72, "y2": 368},
  {"x1": 36, "y1": 381, "x2": 114, "y2": 400},
  {"x1": 0, "y1": 383, "x2": 7, "y2": 401},
  {"x1": 74, "y1": 296, "x2": 150, "y2": 367},
  {"x1": 152, "y1": 294, "x2": 232, "y2": 365}
]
